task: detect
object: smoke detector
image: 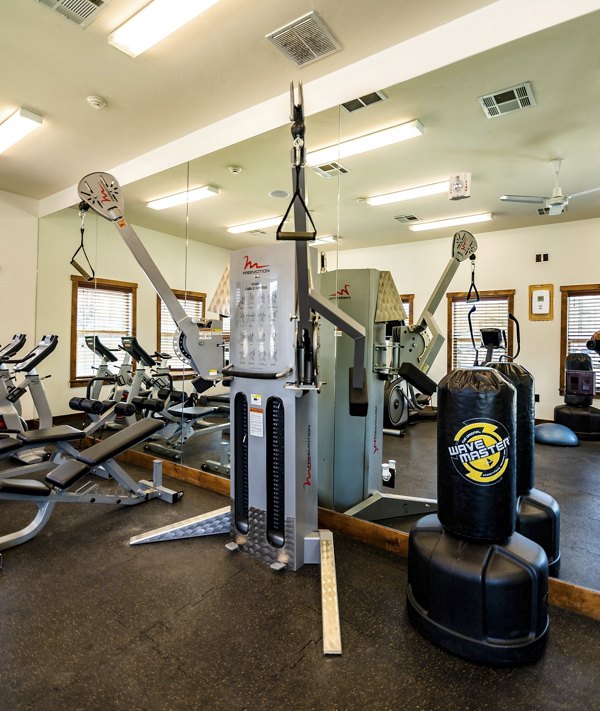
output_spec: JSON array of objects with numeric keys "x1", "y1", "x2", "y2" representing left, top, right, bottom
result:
[
  {"x1": 267, "y1": 12, "x2": 340, "y2": 67},
  {"x1": 479, "y1": 82, "x2": 536, "y2": 119},
  {"x1": 37, "y1": 0, "x2": 111, "y2": 28},
  {"x1": 86, "y1": 95, "x2": 107, "y2": 110}
]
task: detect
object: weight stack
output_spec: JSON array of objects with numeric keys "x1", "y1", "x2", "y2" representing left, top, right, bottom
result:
[
  {"x1": 407, "y1": 367, "x2": 549, "y2": 666},
  {"x1": 489, "y1": 362, "x2": 561, "y2": 577}
]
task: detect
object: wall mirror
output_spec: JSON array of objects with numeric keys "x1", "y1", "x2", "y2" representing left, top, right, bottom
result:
[{"x1": 35, "y1": 10, "x2": 600, "y2": 591}]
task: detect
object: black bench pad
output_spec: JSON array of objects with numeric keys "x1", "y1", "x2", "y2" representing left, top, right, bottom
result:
[
  {"x1": 45, "y1": 460, "x2": 90, "y2": 489},
  {"x1": 77, "y1": 419, "x2": 164, "y2": 466},
  {"x1": 0, "y1": 437, "x2": 23, "y2": 454},
  {"x1": 0, "y1": 478, "x2": 50, "y2": 496},
  {"x1": 167, "y1": 405, "x2": 216, "y2": 419},
  {"x1": 17, "y1": 425, "x2": 84, "y2": 444}
]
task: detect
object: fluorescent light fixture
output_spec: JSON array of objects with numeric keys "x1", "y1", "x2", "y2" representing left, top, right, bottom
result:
[
  {"x1": 366, "y1": 180, "x2": 449, "y2": 206},
  {"x1": 409, "y1": 212, "x2": 493, "y2": 232},
  {"x1": 0, "y1": 108, "x2": 43, "y2": 154},
  {"x1": 227, "y1": 216, "x2": 282, "y2": 234},
  {"x1": 147, "y1": 185, "x2": 219, "y2": 210},
  {"x1": 314, "y1": 235, "x2": 337, "y2": 244},
  {"x1": 109, "y1": 0, "x2": 220, "y2": 57},
  {"x1": 306, "y1": 119, "x2": 423, "y2": 166}
]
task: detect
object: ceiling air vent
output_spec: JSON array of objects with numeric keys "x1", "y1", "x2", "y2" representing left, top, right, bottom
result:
[
  {"x1": 37, "y1": 0, "x2": 110, "y2": 28},
  {"x1": 394, "y1": 215, "x2": 420, "y2": 223},
  {"x1": 341, "y1": 91, "x2": 387, "y2": 113},
  {"x1": 479, "y1": 81, "x2": 536, "y2": 119},
  {"x1": 267, "y1": 12, "x2": 340, "y2": 67},
  {"x1": 311, "y1": 161, "x2": 350, "y2": 179}
]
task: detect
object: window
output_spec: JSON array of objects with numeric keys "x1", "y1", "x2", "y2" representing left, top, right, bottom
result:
[
  {"x1": 70, "y1": 276, "x2": 137, "y2": 387},
  {"x1": 156, "y1": 290, "x2": 206, "y2": 371},
  {"x1": 400, "y1": 293, "x2": 414, "y2": 325},
  {"x1": 559, "y1": 284, "x2": 600, "y2": 395},
  {"x1": 447, "y1": 290, "x2": 515, "y2": 370}
]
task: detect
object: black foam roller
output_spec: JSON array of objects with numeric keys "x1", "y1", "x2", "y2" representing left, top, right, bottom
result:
[
  {"x1": 437, "y1": 367, "x2": 516, "y2": 541},
  {"x1": 489, "y1": 362, "x2": 535, "y2": 495}
]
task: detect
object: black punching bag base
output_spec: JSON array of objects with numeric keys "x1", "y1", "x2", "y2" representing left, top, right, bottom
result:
[
  {"x1": 407, "y1": 515, "x2": 549, "y2": 667},
  {"x1": 517, "y1": 488, "x2": 561, "y2": 578}
]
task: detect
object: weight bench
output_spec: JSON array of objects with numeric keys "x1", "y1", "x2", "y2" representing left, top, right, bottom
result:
[
  {"x1": 0, "y1": 418, "x2": 183, "y2": 551},
  {"x1": 142, "y1": 404, "x2": 229, "y2": 461}
]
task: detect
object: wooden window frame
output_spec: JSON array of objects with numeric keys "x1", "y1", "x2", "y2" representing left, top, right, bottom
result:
[
  {"x1": 446, "y1": 289, "x2": 515, "y2": 371},
  {"x1": 400, "y1": 293, "x2": 414, "y2": 325},
  {"x1": 156, "y1": 289, "x2": 206, "y2": 376},
  {"x1": 559, "y1": 283, "x2": 600, "y2": 397},
  {"x1": 70, "y1": 276, "x2": 137, "y2": 387}
]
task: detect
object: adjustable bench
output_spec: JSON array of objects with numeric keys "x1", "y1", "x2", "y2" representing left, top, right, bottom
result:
[{"x1": 0, "y1": 418, "x2": 183, "y2": 552}]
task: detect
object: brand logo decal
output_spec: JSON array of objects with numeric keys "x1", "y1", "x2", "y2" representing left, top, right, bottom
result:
[
  {"x1": 329, "y1": 283, "x2": 351, "y2": 299},
  {"x1": 99, "y1": 184, "x2": 111, "y2": 203},
  {"x1": 243, "y1": 256, "x2": 270, "y2": 275},
  {"x1": 304, "y1": 424, "x2": 312, "y2": 488},
  {"x1": 373, "y1": 405, "x2": 379, "y2": 454},
  {"x1": 448, "y1": 418, "x2": 510, "y2": 485}
]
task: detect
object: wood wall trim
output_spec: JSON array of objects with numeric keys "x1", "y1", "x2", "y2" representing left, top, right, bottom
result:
[{"x1": 116, "y1": 448, "x2": 600, "y2": 623}]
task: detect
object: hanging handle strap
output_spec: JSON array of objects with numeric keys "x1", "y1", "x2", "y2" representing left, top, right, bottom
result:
[
  {"x1": 468, "y1": 304, "x2": 479, "y2": 366},
  {"x1": 466, "y1": 255, "x2": 479, "y2": 303},
  {"x1": 70, "y1": 203, "x2": 95, "y2": 281},
  {"x1": 276, "y1": 165, "x2": 317, "y2": 240}
]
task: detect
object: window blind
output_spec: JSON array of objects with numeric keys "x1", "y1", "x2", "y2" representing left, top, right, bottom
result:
[
  {"x1": 566, "y1": 293, "x2": 600, "y2": 392},
  {"x1": 76, "y1": 285, "x2": 133, "y2": 379},
  {"x1": 451, "y1": 298, "x2": 510, "y2": 369},
  {"x1": 159, "y1": 294, "x2": 205, "y2": 369}
]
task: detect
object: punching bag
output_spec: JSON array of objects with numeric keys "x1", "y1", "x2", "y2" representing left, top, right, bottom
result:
[
  {"x1": 488, "y1": 362, "x2": 535, "y2": 495},
  {"x1": 438, "y1": 367, "x2": 516, "y2": 541}
]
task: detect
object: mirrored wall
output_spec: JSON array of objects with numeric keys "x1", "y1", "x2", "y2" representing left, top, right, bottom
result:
[{"x1": 35, "y1": 9, "x2": 600, "y2": 592}]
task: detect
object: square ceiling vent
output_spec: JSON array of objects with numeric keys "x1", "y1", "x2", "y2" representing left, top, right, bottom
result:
[
  {"x1": 311, "y1": 161, "x2": 350, "y2": 179},
  {"x1": 479, "y1": 81, "x2": 536, "y2": 119},
  {"x1": 37, "y1": 0, "x2": 110, "y2": 27},
  {"x1": 267, "y1": 12, "x2": 340, "y2": 67},
  {"x1": 341, "y1": 91, "x2": 387, "y2": 113}
]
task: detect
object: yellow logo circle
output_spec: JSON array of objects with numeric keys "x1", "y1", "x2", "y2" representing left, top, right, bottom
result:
[{"x1": 448, "y1": 419, "x2": 510, "y2": 485}]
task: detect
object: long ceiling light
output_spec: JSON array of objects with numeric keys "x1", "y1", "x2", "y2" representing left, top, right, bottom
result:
[
  {"x1": 109, "y1": 0, "x2": 220, "y2": 57},
  {"x1": 227, "y1": 216, "x2": 282, "y2": 234},
  {"x1": 147, "y1": 185, "x2": 219, "y2": 210},
  {"x1": 366, "y1": 180, "x2": 449, "y2": 206},
  {"x1": 409, "y1": 212, "x2": 493, "y2": 232},
  {"x1": 0, "y1": 108, "x2": 43, "y2": 154},
  {"x1": 306, "y1": 119, "x2": 423, "y2": 166}
]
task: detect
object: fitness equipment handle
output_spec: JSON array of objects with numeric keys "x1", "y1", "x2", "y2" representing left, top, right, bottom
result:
[{"x1": 221, "y1": 365, "x2": 293, "y2": 380}]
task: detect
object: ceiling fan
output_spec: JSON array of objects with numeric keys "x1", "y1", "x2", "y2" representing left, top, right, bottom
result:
[{"x1": 500, "y1": 159, "x2": 600, "y2": 215}]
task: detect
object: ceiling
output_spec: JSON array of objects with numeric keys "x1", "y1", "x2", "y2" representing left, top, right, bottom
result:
[{"x1": 3, "y1": 1, "x2": 600, "y2": 251}]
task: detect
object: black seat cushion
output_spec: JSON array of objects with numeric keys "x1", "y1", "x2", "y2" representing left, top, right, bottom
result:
[
  {"x1": 0, "y1": 437, "x2": 23, "y2": 454},
  {"x1": 17, "y1": 425, "x2": 84, "y2": 444},
  {"x1": 0, "y1": 478, "x2": 50, "y2": 496},
  {"x1": 167, "y1": 405, "x2": 216, "y2": 419},
  {"x1": 77, "y1": 419, "x2": 164, "y2": 466},
  {"x1": 45, "y1": 460, "x2": 90, "y2": 489}
]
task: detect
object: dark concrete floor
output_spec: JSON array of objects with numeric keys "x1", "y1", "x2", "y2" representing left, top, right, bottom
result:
[
  {"x1": 1, "y1": 461, "x2": 600, "y2": 710},
  {"x1": 138, "y1": 411, "x2": 600, "y2": 591}
]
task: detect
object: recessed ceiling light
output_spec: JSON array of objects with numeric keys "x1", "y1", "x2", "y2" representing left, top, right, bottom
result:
[
  {"x1": 408, "y1": 212, "x2": 493, "y2": 232},
  {"x1": 306, "y1": 119, "x2": 423, "y2": 166},
  {"x1": 0, "y1": 108, "x2": 43, "y2": 154},
  {"x1": 109, "y1": 0, "x2": 220, "y2": 58},
  {"x1": 269, "y1": 189, "x2": 289, "y2": 199},
  {"x1": 227, "y1": 216, "x2": 283, "y2": 234},
  {"x1": 147, "y1": 185, "x2": 219, "y2": 210},
  {"x1": 366, "y1": 181, "x2": 449, "y2": 206}
]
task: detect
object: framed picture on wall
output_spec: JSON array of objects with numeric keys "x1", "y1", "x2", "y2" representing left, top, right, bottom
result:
[{"x1": 529, "y1": 283, "x2": 554, "y2": 320}]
